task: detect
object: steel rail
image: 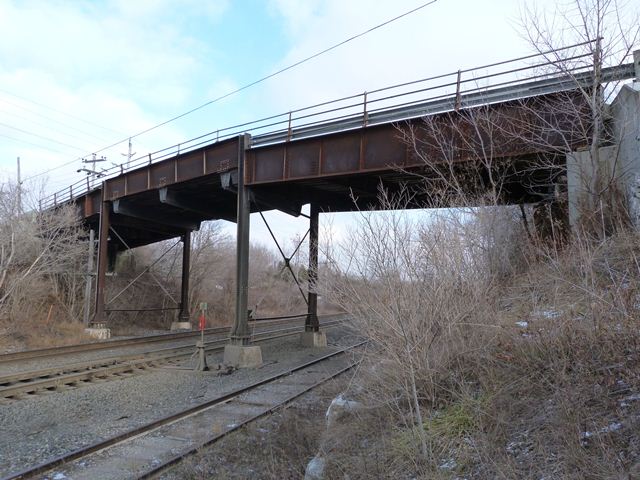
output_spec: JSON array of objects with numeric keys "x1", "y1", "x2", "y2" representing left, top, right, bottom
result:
[
  {"x1": 139, "y1": 351, "x2": 364, "y2": 479},
  {"x1": 0, "y1": 314, "x2": 342, "y2": 364},
  {"x1": 0, "y1": 360, "x2": 158, "y2": 400},
  {"x1": 0, "y1": 327, "x2": 227, "y2": 364},
  {"x1": 0, "y1": 320, "x2": 345, "y2": 401},
  {"x1": 4, "y1": 338, "x2": 365, "y2": 480}
]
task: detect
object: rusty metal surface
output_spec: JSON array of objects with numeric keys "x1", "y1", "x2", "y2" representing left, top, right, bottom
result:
[
  {"x1": 103, "y1": 138, "x2": 238, "y2": 201},
  {"x1": 247, "y1": 90, "x2": 590, "y2": 185},
  {"x1": 67, "y1": 88, "x2": 592, "y2": 254}
]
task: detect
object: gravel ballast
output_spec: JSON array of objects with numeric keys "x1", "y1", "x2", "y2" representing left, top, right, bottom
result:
[{"x1": 0, "y1": 326, "x2": 360, "y2": 478}]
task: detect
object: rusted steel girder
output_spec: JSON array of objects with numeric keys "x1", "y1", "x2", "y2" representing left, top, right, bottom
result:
[
  {"x1": 104, "y1": 138, "x2": 239, "y2": 202},
  {"x1": 246, "y1": 90, "x2": 591, "y2": 185}
]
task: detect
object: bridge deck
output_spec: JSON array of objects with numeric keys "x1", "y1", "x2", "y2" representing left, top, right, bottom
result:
[
  {"x1": 74, "y1": 88, "x2": 593, "y2": 250},
  {"x1": 42, "y1": 48, "x2": 635, "y2": 251}
]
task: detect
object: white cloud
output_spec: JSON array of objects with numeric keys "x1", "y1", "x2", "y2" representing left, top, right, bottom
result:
[
  {"x1": 0, "y1": 0, "x2": 231, "y2": 189},
  {"x1": 261, "y1": 0, "x2": 560, "y2": 112}
]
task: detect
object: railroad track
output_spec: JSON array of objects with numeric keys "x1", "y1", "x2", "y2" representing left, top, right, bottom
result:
[
  {"x1": 0, "y1": 320, "x2": 344, "y2": 403},
  {"x1": 3, "y1": 340, "x2": 365, "y2": 480},
  {"x1": 0, "y1": 314, "x2": 345, "y2": 364}
]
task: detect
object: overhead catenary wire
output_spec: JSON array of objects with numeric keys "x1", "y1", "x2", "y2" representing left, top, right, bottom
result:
[
  {"x1": 22, "y1": 0, "x2": 441, "y2": 182},
  {"x1": 0, "y1": 132, "x2": 77, "y2": 157},
  {"x1": 0, "y1": 88, "x2": 125, "y2": 136},
  {"x1": 0, "y1": 96, "x2": 117, "y2": 144},
  {"x1": 0, "y1": 121, "x2": 88, "y2": 152},
  {"x1": 0, "y1": 108, "x2": 107, "y2": 149}
]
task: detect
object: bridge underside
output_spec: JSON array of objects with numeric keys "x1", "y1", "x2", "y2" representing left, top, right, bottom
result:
[{"x1": 83, "y1": 155, "x2": 563, "y2": 250}]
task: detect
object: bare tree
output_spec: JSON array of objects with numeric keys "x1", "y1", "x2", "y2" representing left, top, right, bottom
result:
[
  {"x1": 0, "y1": 180, "x2": 86, "y2": 340},
  {"x1": 519, "y1": 0, "x2": 640, "y2": 235},
  {"x1": 319, "y1": 187, "x2": 505, "y2": 464},
  {"x1": 398, "y1": 0, "x2": 638, "y2": 243}
]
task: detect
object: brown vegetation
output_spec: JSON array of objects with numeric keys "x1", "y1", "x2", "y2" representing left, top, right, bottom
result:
[
  {"x1": 317, "y1": 219, "x2": 640, "y2": 478},
  {"x1": 0, "y1": 181, "x2": 90, "y2": 351}
]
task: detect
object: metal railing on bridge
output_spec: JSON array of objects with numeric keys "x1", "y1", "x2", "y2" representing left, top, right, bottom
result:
[{"x1": 40, "y1": 39, "x2": 636, "y2": 210}]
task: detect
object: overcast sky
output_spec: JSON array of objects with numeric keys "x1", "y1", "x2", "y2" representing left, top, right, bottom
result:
[{"x1": 0, "y1": 0, "x2": 623, "y2": 249}]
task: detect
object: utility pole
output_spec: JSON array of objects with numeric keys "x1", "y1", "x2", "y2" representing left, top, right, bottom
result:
[
  {"x1": 83, "y1": 153, "x2": 107, "y2": 173},
  {"x1": 16, "y1": 157, "x2": 22, "y2": 214},
  {"x1": 78, "y1": 154, "x2": 107, "y2": 188},
  {"x1": 121, "y1": 138, "x2": 136, "y2": 169}
]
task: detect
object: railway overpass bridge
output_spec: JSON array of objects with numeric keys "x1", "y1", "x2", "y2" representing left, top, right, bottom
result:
[{"x1": 40, "y1": 43, "x2": 640, "y2": 366}]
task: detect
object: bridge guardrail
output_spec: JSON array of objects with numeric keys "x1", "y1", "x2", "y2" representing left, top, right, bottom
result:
[{"x1": 39, "y1": 39, "x2": 636, "y2": 211}]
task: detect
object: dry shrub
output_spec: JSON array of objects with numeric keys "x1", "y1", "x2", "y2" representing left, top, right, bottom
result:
[
  {"x1": 0, "y1": 181, "x2": 89, "y2": 350},
  {"x1": 320, "y1": 187, "x2": 522, "y2": 462},
  {"x1": 466, "y1": 233, "x2": 640, "y2": 479},
  {"x1": 320, "y1": 206, "x2": 640, "y2": 479}
]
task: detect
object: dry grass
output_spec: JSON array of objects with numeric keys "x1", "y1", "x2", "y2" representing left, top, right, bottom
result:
[
  {"x1": 0, "y1": 306, "x2": 91, "y2": 352},
  {"x1": 315, "y1": 229, "x2": 640, "y2": 479}
]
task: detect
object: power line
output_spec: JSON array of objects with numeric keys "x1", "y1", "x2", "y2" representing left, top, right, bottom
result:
[
  {"x1": 0, "y1": 107, "x2": 107, "y2": 148},
  {"x1": 0, "y1": 121, "x2": 88, "y2": 152},
  {"x1": 0, "y1": 88, "x2": 125, "y2": 136},
  {"x1": 125, "y1": 0, "x2": 442, "y2": 139},
  {"x1": 23, "y1": 0, "x2": 441, "y2": 182},
  {"x1": 0, "y1": 132, "x2": 78, "y2": 156}
]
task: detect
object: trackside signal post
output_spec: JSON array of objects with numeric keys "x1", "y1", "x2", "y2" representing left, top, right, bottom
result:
[{"x1": 194, "y1": 302, "x2": 209, "y2": 371}]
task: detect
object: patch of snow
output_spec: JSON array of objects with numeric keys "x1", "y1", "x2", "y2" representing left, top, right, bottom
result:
[
  {"x1": 326, "y1": 394, "x2": 360, "y2": 417},
  {"x1": 52, "y1": 474, "x2": 67, "y2": 480},
  {"x1": 506, "y1": 438, "x2": 533, "y2": 457},
  {"x1": 620, "y1": 393, "x2": 640, "y2": 407},
  {"x1": 515, "y1": 321, "x2": 528, "y2": 328},
  {"x1": 604, "y1": 422, "x2": 623, "y2": 433},
  {"x1": 326, "y1": 393, "x2": 361, "y2": 427},
  {"x1": 537, "y1": 309, "x2": 561, "y2": 319},
  {"x1": 304, "y1": 455, "x2": 326, "y2": 480},
  {"x1": 439, "y1": 458, "x2": 457, "y2": 470},
  {"x1": 580, "y1": 421, "x2": 623, "y2": 445},
  {"x1": 616, "y1": 379, "x2": 631, "y2": 391}
]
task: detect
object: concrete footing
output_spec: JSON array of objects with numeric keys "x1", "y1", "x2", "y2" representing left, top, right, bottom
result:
[
  {"x1": 300, "y1": 331, "x2": 327, "y2": 348},
  {"x1": 223, "y1": 344, "x2": 262, "y2": 368},
  {"x1": 170, "y1": 321, "x2": 192, "y2": 331},
  {"x1": 85, "y1": 326, "x2": 111, "y2": 340}
]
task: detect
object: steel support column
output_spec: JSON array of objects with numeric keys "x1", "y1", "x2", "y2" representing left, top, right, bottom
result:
[
  {"x1": 306, "y1": 204, "x2": 319, "y2": 332},
  {"x1": 231, "y1": 134, "x2": 251, "y2": 345},
  {"x1": 92, "y1": 187, "x2": 110, "y2": 325},
  {"x1": 82, "y1": 229, "x2": 95, "y2": 326},
  {"x1": 178, "y1": 231, "x2": 191, "y2": 323}
]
